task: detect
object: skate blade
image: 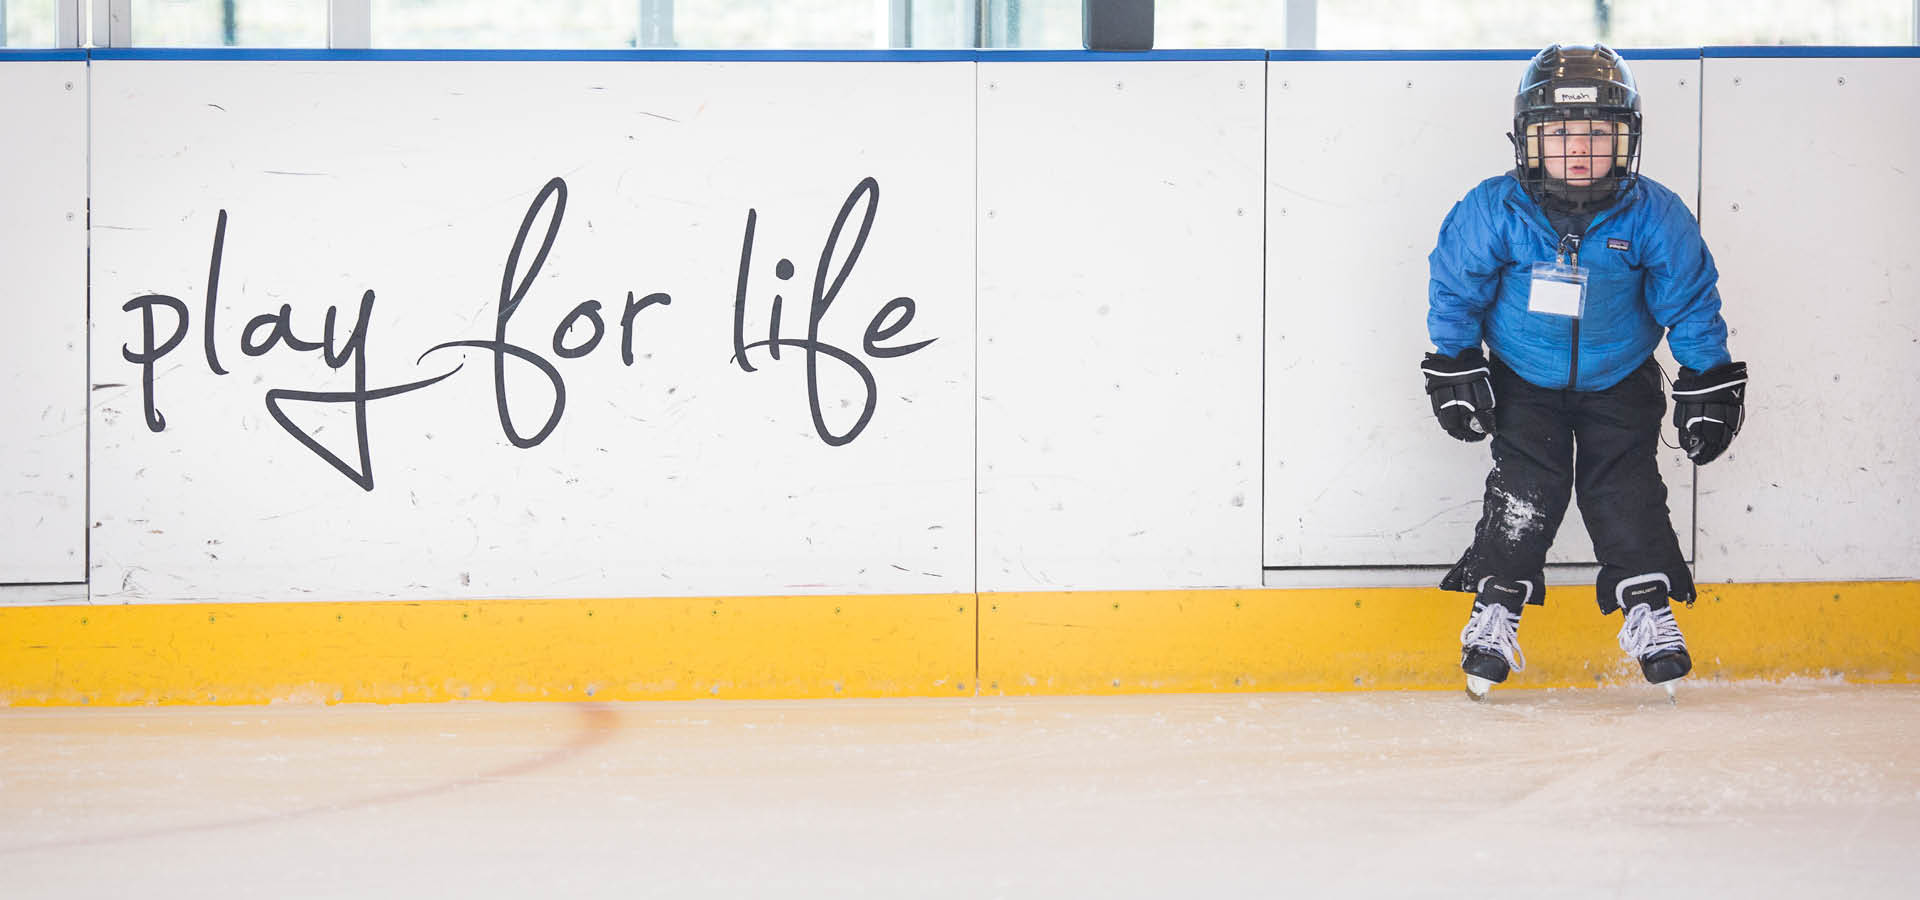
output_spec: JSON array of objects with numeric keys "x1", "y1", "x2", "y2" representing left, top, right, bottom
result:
[
  {"x1": 1465, "y1": 675, "x2": 1494, "y2": 701},
  {"x1": 1657, "y1": 679, "x2": 1680, "y2": 705}
]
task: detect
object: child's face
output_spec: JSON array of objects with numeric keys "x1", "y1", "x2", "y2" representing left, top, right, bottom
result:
[{"x1": 1539, "y1": 119, "x2": 1617, "y2": 186}]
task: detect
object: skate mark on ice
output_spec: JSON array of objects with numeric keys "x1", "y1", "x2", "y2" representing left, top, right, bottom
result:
[{"x1": 0, "y1": 705, "x2": 618, "y2": 857}]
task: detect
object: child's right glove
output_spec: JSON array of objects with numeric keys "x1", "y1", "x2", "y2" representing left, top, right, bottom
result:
[
  {"x1": 1421, "y1": 348, "x2": 1497, "y2": 442},
  {"x1": 1671, "y1": 361, "x2": 1748, "y2": 465}
]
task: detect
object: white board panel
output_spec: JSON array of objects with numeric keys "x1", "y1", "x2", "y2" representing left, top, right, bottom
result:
[
  {"x1": 1697, "y1": 57, "x2": 1920, "y2": 583},
  {"x1": 0, "y1": 61, "x2": 87, "y2": 583},
  {"x1": 89, "y1": 60, "x2": 975, "y2": 603},
  {"x1": 977, "y1": 61, "x2": 1265, "y2": 591},
  {"x1": 1263, "y1": 58, "x2": 1700, "y2": 575}
]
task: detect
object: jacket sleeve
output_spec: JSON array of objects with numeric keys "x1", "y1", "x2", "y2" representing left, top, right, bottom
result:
[
  {"x1": 1642, "y1": 192, "x2": 1734, "y2": 372},
  {"x1": 1426, "y1": 187, "x2": 1504, "y2": 357}
]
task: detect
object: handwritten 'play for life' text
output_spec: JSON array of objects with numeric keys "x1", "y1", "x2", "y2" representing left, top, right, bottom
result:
[{"x1": 119, "y1": 176, "x2": 935, "y2": 491}]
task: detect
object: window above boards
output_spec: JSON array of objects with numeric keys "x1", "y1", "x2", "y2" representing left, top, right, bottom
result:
[{"x1": 4, "y1": 1, "x2": 1916, "y2": 51}]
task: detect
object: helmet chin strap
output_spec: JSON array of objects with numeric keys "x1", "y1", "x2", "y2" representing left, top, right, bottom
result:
[{"x1": 1531, "y1": 171, "x2": 1624, "y2": 212}]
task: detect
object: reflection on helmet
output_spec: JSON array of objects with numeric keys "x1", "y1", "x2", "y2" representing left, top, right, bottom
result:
[{"x1": 1511, "y1": 43, "x2": 1643, "y2": 209}]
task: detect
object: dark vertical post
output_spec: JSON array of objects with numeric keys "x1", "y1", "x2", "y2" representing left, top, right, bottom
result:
[{"x1": 1083, "y1": 0, "x2": 1152, "y2": 51}]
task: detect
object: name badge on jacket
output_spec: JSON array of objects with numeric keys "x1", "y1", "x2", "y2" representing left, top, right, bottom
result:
[{"x1": 1528, "y1": 261, "x2": 1587, "y2": 318}]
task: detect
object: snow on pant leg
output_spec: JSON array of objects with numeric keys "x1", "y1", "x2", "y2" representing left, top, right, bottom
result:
[
  {"x1": 1570, "y1": 358, "x2": 1696, "y2": 612},
  {"x1": 1441, "y1": 360, "x2": 1574, "y2": 599}
]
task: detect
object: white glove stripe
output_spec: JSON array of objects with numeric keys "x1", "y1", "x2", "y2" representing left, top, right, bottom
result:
[{"x1": 1673, "y1": 377, "x2": 1747, "y2": 397}]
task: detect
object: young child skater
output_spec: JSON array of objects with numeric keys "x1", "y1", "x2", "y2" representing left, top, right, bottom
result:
[{"x1": 1420, "y1": 44, "x2": 1749, "y2": 701}]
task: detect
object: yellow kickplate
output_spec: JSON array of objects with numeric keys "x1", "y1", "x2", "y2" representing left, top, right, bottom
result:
[
  {"x1": 0, "y1": 594, "x2": 974, "y2": 706},
  {"x1": 979, "y1": 581, "x2": 1920, "y2": 695},
  {"x1": 3, "y1": 582, "x2": 1913, "y2": 705}
]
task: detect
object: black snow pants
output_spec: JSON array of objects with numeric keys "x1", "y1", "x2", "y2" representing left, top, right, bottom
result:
[{"x1": 1440, "y1": 356, "x2": 1696, "y2": 612}]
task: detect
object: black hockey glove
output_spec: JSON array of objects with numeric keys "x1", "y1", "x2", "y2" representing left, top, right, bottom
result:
[
  {"x1": 1422, "y1": 348, "x2": 1497, "y2": 442},
  {"x1": 1672, "y1": 360, "x2": 1748, "y2": 465}
]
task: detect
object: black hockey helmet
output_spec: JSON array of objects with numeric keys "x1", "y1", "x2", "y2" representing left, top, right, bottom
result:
[{"x1": 1510, "y1": 43, "x2": 1643, "y2": 207}]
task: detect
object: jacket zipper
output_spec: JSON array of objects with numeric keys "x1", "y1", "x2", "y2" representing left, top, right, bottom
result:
[
  {"x1": 1567, "y1": 245, "x2": 1581, "y2": 390},
  {"x1": 1566, "y1": 202, "x2": 1629, "y2": 389}
]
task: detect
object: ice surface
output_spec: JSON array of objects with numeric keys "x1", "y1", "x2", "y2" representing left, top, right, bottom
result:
[{"x1": 3, "y1": 682, "x2": 1916, "y2": 898}]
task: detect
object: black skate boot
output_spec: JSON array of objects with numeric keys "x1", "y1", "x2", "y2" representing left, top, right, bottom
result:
[
  {"x1": 1460, "y1": 577, "x2": 1532, "y2": 701},
  {"x1": 1614, "y1": 577, "x2": 1692, "y2": 703}
]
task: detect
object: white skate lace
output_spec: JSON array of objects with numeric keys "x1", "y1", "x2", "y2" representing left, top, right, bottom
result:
[
  {"x1": 1618, "y1": 603, "x2": 1686, "y2": 660},
  {"x1": 1460, "y1": 604, "x2": 1525, "y2": 672}
]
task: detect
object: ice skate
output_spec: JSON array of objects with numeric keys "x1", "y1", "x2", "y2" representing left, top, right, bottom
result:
[
  {"x1": 1460, "y1": 578, "x2": 1531, "y2": 701},
  {"x1": 1617, "y1": 593, "x2": 1691, "y2": 705}
]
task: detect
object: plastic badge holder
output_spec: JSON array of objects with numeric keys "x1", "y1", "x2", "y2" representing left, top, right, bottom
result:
[{"x1": 1528, "y1": 261, "x2": 1587, "y2": 318}]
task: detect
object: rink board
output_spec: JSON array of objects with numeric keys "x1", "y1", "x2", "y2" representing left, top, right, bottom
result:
[
  {"x1": 1263, "y1": 55, "x2": 1701, "y2": 569},
  {"x1": 2, "y1": 580, "x2": 1914, "y2": 705},
  {"x1": 1695, "y1": 54, "x2": 1920, "y2": 583},
  {"x1": 3, "y1": 50, "x2": 1918, "y2": 706},
  {"x1": 87, "y1": 59, "x2": 977, "y2": 605},
  {"x1": 976, "y1": 60, "x2": 1264, "y2": 592},
  {"x1": 0, "y1": 60, "x2": 88, "y2": 582}
]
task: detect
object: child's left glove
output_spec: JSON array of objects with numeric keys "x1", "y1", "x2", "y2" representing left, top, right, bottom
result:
[{"x1": 1671, "y1": 361, "x2": 1748, "y2": 465}]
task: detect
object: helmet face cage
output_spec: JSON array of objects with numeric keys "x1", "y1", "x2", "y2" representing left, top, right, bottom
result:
[{"x1": 1511, "y1": 44, "x2": 1644, "y2": 208}]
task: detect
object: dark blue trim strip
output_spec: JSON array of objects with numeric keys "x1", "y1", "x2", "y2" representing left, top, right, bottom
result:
[
  {"x1": 1701, "y1": 46, "x2": 1920, "y2": 58},
  {"x1": 977, "y1": 49, "x2": 1266, "y2": 61},
  {"x1": 71, "y1": 46, "x2": 1920, "y2": 64},
  {"x1": 0, "y1": 50, "x2": 89, "y2": 61},
  {"x1": 91, "y1": 47, "x2": 1265, "y2": 63},
  {"x1": 87, "y1": 48, "x2": 978, "y2": 62},
  {"x1": 1267, "y1": 48, "x2": 1704, "y2": 61}
]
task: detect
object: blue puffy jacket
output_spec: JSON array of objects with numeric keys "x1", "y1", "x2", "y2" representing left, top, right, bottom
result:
[{"x1": 1428, "y1": 173, "x2": 1731, "y2": 391}]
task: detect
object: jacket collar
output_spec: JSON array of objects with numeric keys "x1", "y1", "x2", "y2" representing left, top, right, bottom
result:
[{"x1": 1499, "y1": 171, "x2": 1640, "y2": 235}]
